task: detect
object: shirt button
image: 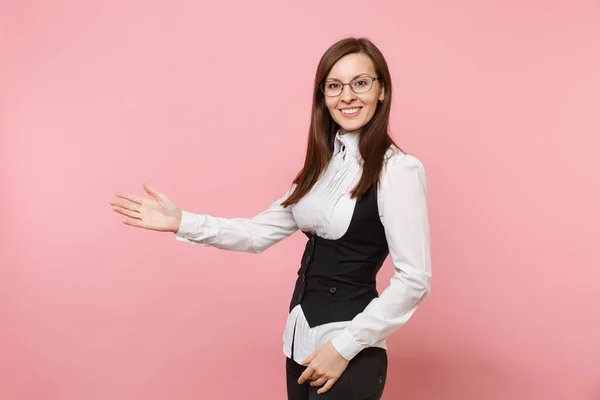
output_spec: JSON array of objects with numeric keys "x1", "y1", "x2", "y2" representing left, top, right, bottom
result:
[
  {"x1": 378, "y1": 376, "x2": 383, "y2": 383},
  {"x1": 329, "y1": 287, "x2": 337, "y2": 294}
]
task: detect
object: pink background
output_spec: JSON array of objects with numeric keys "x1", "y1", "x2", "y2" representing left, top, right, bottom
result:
[{"x1": 1, "y1": 1, "x2": 599, "y2": 399}]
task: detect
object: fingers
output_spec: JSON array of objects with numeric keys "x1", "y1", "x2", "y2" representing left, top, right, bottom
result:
[
  {"x1": 317, "y1": 378, "x2": 338, "y2": 395},
  {"x1": 112, "y1": 205, "x2": 141, "y2": 220},
  {"x1": 298, "y1": 366, "x2": 314, "y2": 385},
  {"x1": 309, "y1": 376, "x2": 328, "y2": 387},
  {"x1": 122, "y1": 218, "x2": 146, "y2": 229},
  {"x1": 110, "y1": 200, "x2": 140, "y2": 213},
  {"x1": 298, "y1": 366, "x2": 338, "y2": 395},
  {"x1": 301, "y1": 352, "x2": 316, "y2": 366},
  {"x1": 114, "y1": 192, "x2": 144, "y2": 205}
]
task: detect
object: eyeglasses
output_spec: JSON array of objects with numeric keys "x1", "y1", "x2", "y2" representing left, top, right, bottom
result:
[{"x1": 319, "y1": 75, "x2": 381, "y2": 97}]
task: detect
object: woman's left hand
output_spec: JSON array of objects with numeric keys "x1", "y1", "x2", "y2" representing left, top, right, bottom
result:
[{"x1": 298, "y1": 341, "x2": 349, "y2": 394}]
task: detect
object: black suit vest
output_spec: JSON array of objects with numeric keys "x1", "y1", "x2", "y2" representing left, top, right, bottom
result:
[{"x1": 289, "y1": 182, "x2": 390, "y2": 328}]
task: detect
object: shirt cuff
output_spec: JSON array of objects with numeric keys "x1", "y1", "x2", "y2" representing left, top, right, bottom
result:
[
  {"x1": 174, "y1": 210, "x2": 207, "y2": 241},
  {"x1": 331, "y1": 330, "x2": 365, "y2": 361}
]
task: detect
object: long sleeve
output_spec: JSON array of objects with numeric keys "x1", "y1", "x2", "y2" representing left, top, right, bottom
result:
[
  {"x1": 174, "y1": 186, "x2": 299, "y2": 253},
  {"x1": 331, "y1": 153, "x2": 432, "y2": 361}
]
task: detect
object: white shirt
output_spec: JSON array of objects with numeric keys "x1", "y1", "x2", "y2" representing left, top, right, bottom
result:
[{"x1": 174, "y1": 130, "x2": 432, "y2": 363}]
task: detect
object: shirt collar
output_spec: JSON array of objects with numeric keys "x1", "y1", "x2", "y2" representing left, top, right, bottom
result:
[{"x1": 333, "y1": 129, "x2": 361, "y2": 159}]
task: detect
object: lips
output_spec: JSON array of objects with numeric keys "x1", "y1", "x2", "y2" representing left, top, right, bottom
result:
[{"x1": 339, "y1": 107, "x2": 362, "y2": 117}]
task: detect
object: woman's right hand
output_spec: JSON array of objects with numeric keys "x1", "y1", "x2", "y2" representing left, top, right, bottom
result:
[{"x1": 110, "y1": 183, "x2": 183, "y2": 233}]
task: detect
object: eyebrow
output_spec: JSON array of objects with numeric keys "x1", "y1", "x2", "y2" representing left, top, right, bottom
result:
[{"x1": 325, "y1": 73, "x2": 372, "y2": 82}]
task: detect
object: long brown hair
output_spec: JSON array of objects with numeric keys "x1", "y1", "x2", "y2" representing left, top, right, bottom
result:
[{"x1": 282, "y1": 37, "x2": 401, "y2": 207}]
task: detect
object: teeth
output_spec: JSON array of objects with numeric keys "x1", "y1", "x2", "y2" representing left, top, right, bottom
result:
[{"x1": 341, "y1": 108, "x2": 361, "y2": 114}]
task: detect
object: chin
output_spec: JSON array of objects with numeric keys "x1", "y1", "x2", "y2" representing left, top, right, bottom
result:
[{"x1": 338, "y1": 121, "x2": 366, "y2": 132}]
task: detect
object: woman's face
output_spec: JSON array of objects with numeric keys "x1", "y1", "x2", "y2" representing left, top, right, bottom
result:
[{"x1": 323, "y1": 52, "x2": 385, "y2": 134}]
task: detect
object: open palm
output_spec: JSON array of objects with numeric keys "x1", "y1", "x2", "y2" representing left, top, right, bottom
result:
[{"x1": 110, "y1": 183, "x2": 182, "y2": 233}]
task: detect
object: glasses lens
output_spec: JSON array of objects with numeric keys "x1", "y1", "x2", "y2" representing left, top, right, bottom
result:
[
  {"x1": 322, "y1": 80, "x2": 342, "y2": 96},
  {"x1": 351, "y1": 76, "x2": 374, "y2": 93}
]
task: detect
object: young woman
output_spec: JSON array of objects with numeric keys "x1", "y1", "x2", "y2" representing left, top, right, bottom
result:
[{"x1": 110, "y1": 37, "x2": 431, "y2": 400}]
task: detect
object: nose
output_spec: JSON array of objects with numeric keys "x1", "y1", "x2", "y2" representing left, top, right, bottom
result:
[{"x1": 340, "y1": 84, "x2": 356, "y2": 103}]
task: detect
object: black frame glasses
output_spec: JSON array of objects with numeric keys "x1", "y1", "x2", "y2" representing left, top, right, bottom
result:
[{"x1": 319, "y1": 75, "x2": 381, "y2": 97}]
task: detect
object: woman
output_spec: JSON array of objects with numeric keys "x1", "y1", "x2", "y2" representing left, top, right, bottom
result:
[{"x1": 110, "y1": 37, "x2": 431, "y2": 400}]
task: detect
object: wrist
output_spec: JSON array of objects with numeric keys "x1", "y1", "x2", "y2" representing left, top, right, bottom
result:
[
  {"x1": 331, "y1": 331, "x2": 364, "y2": 362},
  {"x1": 172, "y1": 210, "x2": 182, "y2": 233}
]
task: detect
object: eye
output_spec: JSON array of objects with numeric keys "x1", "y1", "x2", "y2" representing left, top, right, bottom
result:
[
  {"x1": 327, "y1": 82, "x2": 341, "y2": 89},
  {"x1": 354, "y1": 79, "x2": 368, "y2": 87}
]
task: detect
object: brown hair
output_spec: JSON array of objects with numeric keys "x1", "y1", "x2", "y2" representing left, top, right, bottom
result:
[{"x1": 281, "y1": 37, "x2": 401, "y2": 207}]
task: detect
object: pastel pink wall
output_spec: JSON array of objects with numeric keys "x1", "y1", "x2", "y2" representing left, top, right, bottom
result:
[{"x1": 1, "y1": 1, "x2": 599, "y2": 399}]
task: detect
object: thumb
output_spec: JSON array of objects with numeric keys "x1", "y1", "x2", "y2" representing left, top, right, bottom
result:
[
  {"x1": 143, "y1": 182, "x2": 162, "y2": 200},
  {"x1": 301, "y1": 352, "x2": 316, "y2": 366}
]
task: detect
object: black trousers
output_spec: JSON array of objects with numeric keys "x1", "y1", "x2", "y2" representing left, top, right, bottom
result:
[{"x1": 286, "y1": 347, "x2": 388, "y2": 400}]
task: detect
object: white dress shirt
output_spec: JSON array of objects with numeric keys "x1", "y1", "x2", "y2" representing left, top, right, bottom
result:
[{"x1": 174, "y1": 130, "x2": 431, "y2": 363}]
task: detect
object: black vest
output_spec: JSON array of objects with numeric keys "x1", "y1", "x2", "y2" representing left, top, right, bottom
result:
[{"x1": 289, "y1": 183, "x2": 390, "y2": 328}]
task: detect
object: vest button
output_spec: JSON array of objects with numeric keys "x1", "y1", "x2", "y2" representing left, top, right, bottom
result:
[
  {"x1": 378, "y1": 376, "x2": 383, "y2": 383},
  {"x1": 329, "y1": 287, "x2": 337, "y2": 294}
]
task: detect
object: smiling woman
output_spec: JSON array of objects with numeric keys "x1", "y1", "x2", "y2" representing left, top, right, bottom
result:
[
  {"x1": 281, "y1": 38, "x2": 397, "y2": 208},
  {"x1": 110, "y1": 37, "x2": 431, "y2": 400},
  {"x1": 323, "y1": 57, "x2": 385, "y2": 132}
]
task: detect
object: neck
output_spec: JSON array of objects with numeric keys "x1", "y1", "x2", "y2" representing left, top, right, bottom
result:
[{"x1": 339, "y1": 128, "x2": 361, "y2": 136}]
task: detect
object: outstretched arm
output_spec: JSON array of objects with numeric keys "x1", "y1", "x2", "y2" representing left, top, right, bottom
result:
[{"x1": 174, "y1": 186, "x2": 299, "y2": 253}]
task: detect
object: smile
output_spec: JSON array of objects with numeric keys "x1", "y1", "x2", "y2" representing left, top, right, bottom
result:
[{"x1": 339, "y1": 107, "x2": 362, "y2": 117}]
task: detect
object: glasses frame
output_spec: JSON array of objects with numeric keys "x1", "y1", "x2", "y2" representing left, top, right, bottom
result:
[{"x1": 319, "y1": 75, "x2": 381, "y2": 97}]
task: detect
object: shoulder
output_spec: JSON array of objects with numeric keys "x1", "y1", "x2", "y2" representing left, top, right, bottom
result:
[
  {"x1": 378, "y1": 145, "x2": 427, "y2": 196},
  {"x1": 382, "y1": 145, "x2": 426, "y2": 176}
]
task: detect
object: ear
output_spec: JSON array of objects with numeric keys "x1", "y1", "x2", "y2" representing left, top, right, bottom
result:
[{"x1": 378, "y1": 85, "x2": 385, "y2": 102}]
